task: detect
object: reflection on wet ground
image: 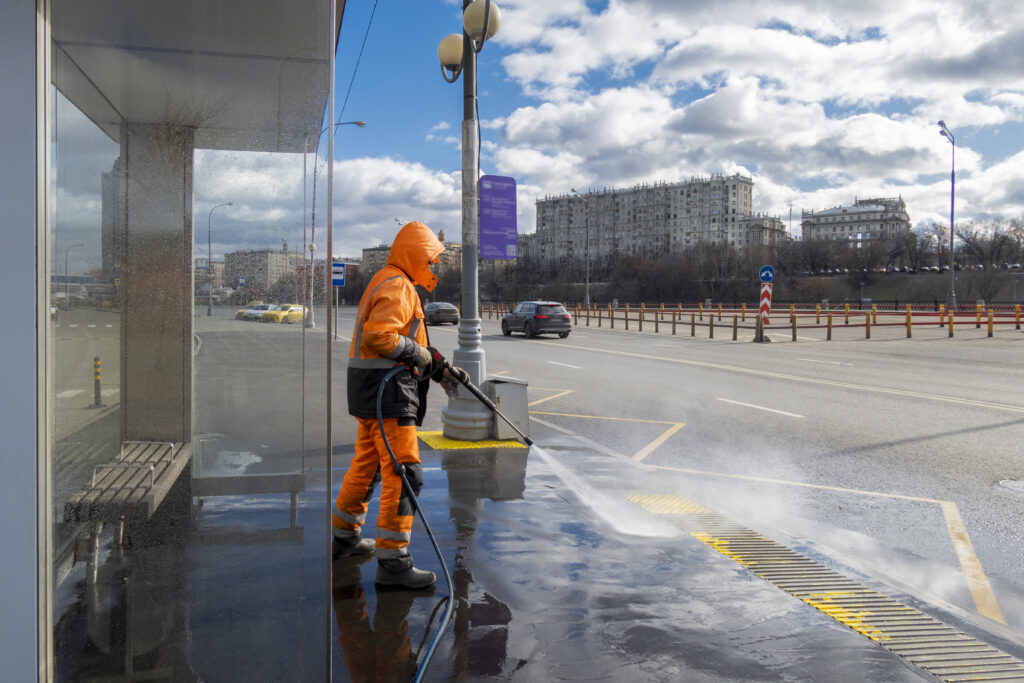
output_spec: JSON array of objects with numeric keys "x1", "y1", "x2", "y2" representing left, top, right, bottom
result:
[{"x1": 53, "y1": 425, "x2": 1024, "y2": 681}]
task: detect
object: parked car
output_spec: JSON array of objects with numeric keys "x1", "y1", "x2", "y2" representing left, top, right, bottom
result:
[
  {"x1": 261, "y1": 304, "x2": 307, "y2": 323},
  {"x1": 501, "y1": 301, "x2": 572, "y2": 338},
  {"x1": 237, "y1": 303, "x2": 273, "y2": 320},
  {"x1": 424, "y1": 301, "x2": 459, "y2": 325}
]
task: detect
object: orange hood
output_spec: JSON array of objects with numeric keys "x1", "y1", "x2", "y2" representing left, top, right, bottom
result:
[{"x1": 387, "y1": 221, "x2": 446, "y2": 292}]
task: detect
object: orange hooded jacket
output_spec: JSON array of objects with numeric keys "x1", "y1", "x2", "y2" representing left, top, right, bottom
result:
[{"x1": 346, "y1": 221, "x2": 446, "y2": 424}]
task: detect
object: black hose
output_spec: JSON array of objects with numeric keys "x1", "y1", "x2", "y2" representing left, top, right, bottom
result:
[{"x1": 376, "y1": 365, "x2": 455, "y2": 683}]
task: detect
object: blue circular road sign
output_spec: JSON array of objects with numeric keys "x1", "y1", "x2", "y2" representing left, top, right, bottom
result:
[{"x1": 759, "y1": 265, "x2": 775, "y2": 283}]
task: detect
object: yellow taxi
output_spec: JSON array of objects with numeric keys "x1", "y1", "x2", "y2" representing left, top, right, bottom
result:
[
  {"x1": 235, "y1": 301, "x2": 265, "y2": 319},
  {"x1": 261, "y1": 304, "x2": 307, "y2": 323}
]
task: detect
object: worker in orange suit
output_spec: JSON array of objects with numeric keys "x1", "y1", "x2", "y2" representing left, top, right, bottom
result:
[{"x1": 332, "y1": 220, "x2": 466, "y2": 589}]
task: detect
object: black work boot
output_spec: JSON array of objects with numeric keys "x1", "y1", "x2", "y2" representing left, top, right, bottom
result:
[
  {"x1": 332, "y1": 535, "x2": 375, "y2": 560},
  {"x1": 375, "y1": 555, "x2": 436, "y2": 589}
]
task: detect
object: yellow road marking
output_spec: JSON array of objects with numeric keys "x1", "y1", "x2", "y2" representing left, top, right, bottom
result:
[
  {"x1": 940, "y1": 502, "x2": 1006, "y2": 623},
  {"x1": 528, "y1": 389, "x2": 574, "y2": 407},
  {"x1": 530, "y1": 410, "x2": 684, "y2": 462},
  {"x1": 535, "y1": 340, "x2": 1024, "y2": 414},
  {"x1": 417, "y1": 430, "x2": 526, "y2": 450},
  {"x1": 649, "y1": 463, "x2": 1005, "y2": 623},
  {"x1": 632, "y1": 422, "x2": 685, "y2": 462}
]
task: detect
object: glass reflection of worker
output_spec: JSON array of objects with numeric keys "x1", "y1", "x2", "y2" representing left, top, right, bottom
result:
[
  {"x1": 332, "y1": 554, "x2": 424, "y2": 682},
  {"x1": 332, "y1": 221, "x2": 466, "y2": 589}
]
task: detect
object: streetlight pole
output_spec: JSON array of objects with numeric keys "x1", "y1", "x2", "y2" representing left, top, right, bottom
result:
[
  {"x1": 438, "y1": 0, "x2": 502, "y2": 440},
  {"x1": 64, "y1": 243, "x2": 84, "y2": 307},
  {"x1": 572, "y1": 189, "x2": 591, "y2": 308},
  {"x1": 939, "y1": 121, "x2": 957, "y2": 309},
  {"x1": 206, "y1": 202, "x2": 232, "y2": 316},
  {"x1": 306, "y1": 120, "x2": 365, "y2": 328}
]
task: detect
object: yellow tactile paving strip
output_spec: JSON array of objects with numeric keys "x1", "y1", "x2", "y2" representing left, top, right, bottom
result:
[
  {"x1": 629, "y1": 494, "x2": 1024, "y2": 682},
  {"x1": 418, "y1": 430, "x2": 527, "y2": 450}
]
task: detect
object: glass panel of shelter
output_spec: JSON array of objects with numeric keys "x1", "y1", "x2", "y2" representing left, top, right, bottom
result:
[{"x1": 47, "y1": 1, "x2": 334, "y2": 679}]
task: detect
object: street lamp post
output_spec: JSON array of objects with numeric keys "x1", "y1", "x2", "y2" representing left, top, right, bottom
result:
[
  {"x1": 206, "y1": 202, "x2": 232, "y2": 316},
  {"x1": 64, "y1": 242, "x2": 84, "y2": 307},
  {"x1": 938, "y1": 120, "x2": 956, "y2": 309},
  {"x1": 571, "y1": 189, "x2": 591, "y2": 308},
  {"x1": 438, "y1": 0, "x2": 502, "y2": 440},
  {"x1": 305, "y1": 120, "x2": 365, "y2": 328}
]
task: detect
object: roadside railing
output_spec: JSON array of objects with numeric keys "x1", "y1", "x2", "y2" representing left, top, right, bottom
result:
[{"x1": 482, "y1": 302, "x2": 1023, "y2": 341}]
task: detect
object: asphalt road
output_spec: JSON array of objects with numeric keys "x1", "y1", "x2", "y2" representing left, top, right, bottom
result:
[{"x1": 419, "y1": 310, "x2": 1024, "y2": 637}]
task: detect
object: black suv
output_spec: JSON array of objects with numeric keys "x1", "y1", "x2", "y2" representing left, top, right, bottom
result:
[{"x1": 501, "y1": 301, "x2": 572, "y2": 338}]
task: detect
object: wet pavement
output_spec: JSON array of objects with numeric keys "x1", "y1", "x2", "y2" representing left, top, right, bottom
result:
[{"x1": 54, "y1": 418, "x2": 1024, "y2": 681}]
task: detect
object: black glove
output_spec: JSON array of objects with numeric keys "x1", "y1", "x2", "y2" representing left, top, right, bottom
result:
[{"x1": 427, "y1": 346, "x2": 447, "y2": 381}]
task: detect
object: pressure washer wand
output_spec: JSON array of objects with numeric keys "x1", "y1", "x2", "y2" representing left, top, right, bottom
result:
[{"x1": 434, "y1": 354, "x2": 533, "y2": 446}]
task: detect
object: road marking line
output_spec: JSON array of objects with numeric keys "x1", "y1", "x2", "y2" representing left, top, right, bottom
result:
[
  {"x1": 716, "y1": 397, "x2": 805, "y2": 418},
  {"x1": 939, "y1": 502, "x2": 1006, "y2": 623},
  {"x1": 528, "y1": 389, "x2": 573, "y2": 407},
  {"x1": 632, "y1": 423, "x2": 685, "y2": 462},
  {"x1": 537, "y1": 340, "x2": 1024, "y2": 414},
  {"x1": 69, "y1": 324, "x2": 78, "y2": 328},
  {"x1": 57, "y1": 390, "x2": 84, "y2": 399},
  {"x1": 800, "y1": 358, "x2": 854, "y2": 366},
  {"x1": 87, "y1": 324, "x2": 96, "y2": 328},
  {"x1": 648, "y1": 463, "x2": 1004, "y2": 623},
  {"x1": 531, "y1": 410, "x2": 678, "y2": 425},
  {"x1": 548, "y1": 361, "x2": 582, "y2": 369}
]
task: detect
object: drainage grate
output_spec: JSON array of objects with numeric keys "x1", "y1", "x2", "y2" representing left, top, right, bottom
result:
[{"x1": 628, "y1": 494, "x2": 1024, "y2": 682}]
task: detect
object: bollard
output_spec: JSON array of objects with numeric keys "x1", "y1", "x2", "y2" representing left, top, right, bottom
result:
[
  {"x1": 939, "y1": 303, "x2": 945, "y2": 328},
  {"x1": 91, "y1": 356, "x2": 104, "y2": 408},
  {"x1": 827, "y1": 313, "x2": 833, "y2": 341},
  {"x1": 816, "y1": 304, "x2": 821, "y2": 324},
  {"x1": 625, "y1": 303, "x2": 630, "y2": 331},
  {"x1": 586, "y1": 306, "x2": 590, "y2": 327},
  {"x1": 871, "y1": 305, "x2": 877, "y2": 324},
  {"x1": 906, "y1": 305, "x2": 912, "y2": 338},
  {"x1": 1016, "y1": 305, "x2": 1021, "y2": 330},
  {"x1": 948, "y1": 311, "x2": 955, "y2": 337},
  {"x1": 844, "y1": 303, "x2": 850, "y2": 325},
  {"x1": 690, "y1": 312, "x2": 696, "y2": 337},
  {"x1": 789, "y1": 303, "x2": 795, "y2": 319},
  {"x1": 988, "y1": 310, "x2": 994, "y2": 337},
  {"x1": 598, "y1": 306, "x2": 602, "y2": 328},
  {"x1": 865, "y1": 312, "x2": 871, "y2": 339},
  {"x1": 698, "y1": 302, "x2": 703, "y2": 321},
  {"x1": 639, "y1": 307, "x2": 644, "y2": 332},
  {"x1": 741, "y1": 302, "x2": 746, "y2": 321},
  {"x1": 791, "y1": 315, "x2": 797, "y2": 341},
  {"x1": 659, "y1": 302, "x2": 665, "y2": 321},
  {"x1": 709, "y1": 316, "x2": 714, "y2": 339},
  {"x1": 654, "y1": 313, "x2": 659, "y2": 334},
  {"x1": 976, "y1": 305, "x2": 982, "y2": 329},
  {"x1": 610, "y1": 304, "x2": 614, "y2": 329},
  {"x1": 718, "y1": 303, "x2": 723, "y2": 321},
  {"x1": 672, "y1": 310, "x2": 677, "y2": 335},
  {"x1": 733, "y1": 315, "x2": 738, "y2": 341}
]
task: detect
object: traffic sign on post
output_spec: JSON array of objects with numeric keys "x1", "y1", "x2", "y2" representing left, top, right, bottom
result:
[
  {"x1": 332, "y1": 262, "x2": 345, "y2": 287},
  {"x1": 759, "y1": 265, "x2": 775, "y2": 283}
]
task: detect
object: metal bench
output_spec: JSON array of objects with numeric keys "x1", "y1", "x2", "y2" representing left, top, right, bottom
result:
[{"x1": 64, "y1": 440, "x2": 192, "y2": 525}]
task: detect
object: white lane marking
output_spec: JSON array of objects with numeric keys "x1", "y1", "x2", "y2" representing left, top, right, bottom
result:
[
  {"x1": 87, "y1": 324, "x2": 96, "y2": 328},
  {"x1": 548, "y1": 361, "x2": 582, "y2": 369},
  {"x1": 57, "y1": 390, "x2": 84, "y2": 399},
  {"x1": 800, "y1": 358, "x2": 854, "y2": 366},
  {"x1": 716, "y1": 397, "x2": 804, "y2": 418},
  {"x1": 69, "y1": 324, "x2": 78, "y2": 328},
  {"x1": 654, "y1": 343, "x2": 679, "y2": 348},
  {"x1": 106, "y1": 324, "x2": 113, "y2": 328}
]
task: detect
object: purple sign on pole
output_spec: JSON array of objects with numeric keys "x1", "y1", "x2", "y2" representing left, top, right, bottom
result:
[{"x1": 479, "y1": 175, "x2": 517, "y2": 260}]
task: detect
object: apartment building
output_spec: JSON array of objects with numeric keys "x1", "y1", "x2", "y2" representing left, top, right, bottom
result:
[
  {"x1": 800, "y1": 197, "x2": 911, "y2": 246},
  {"x1": 527, "y1": 174, "x2": 784, "y2": 270},
  {"x1": 223, "y1": 247, "x2": 302, "y2": 291}
]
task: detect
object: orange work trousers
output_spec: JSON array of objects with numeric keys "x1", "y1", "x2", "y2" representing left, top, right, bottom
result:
[{"x1": 333, "y1": 417, "x2": 421, "y2": 558}]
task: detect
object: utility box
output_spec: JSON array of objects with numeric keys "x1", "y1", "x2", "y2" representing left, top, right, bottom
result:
[{"x1": 483, "y1": 375, "x2": 530, "y2": 440}]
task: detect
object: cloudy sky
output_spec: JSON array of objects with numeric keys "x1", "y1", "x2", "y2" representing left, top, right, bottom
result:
[{"x1": 204, "y1": 0, "x2": 1024, "y2": 260}]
